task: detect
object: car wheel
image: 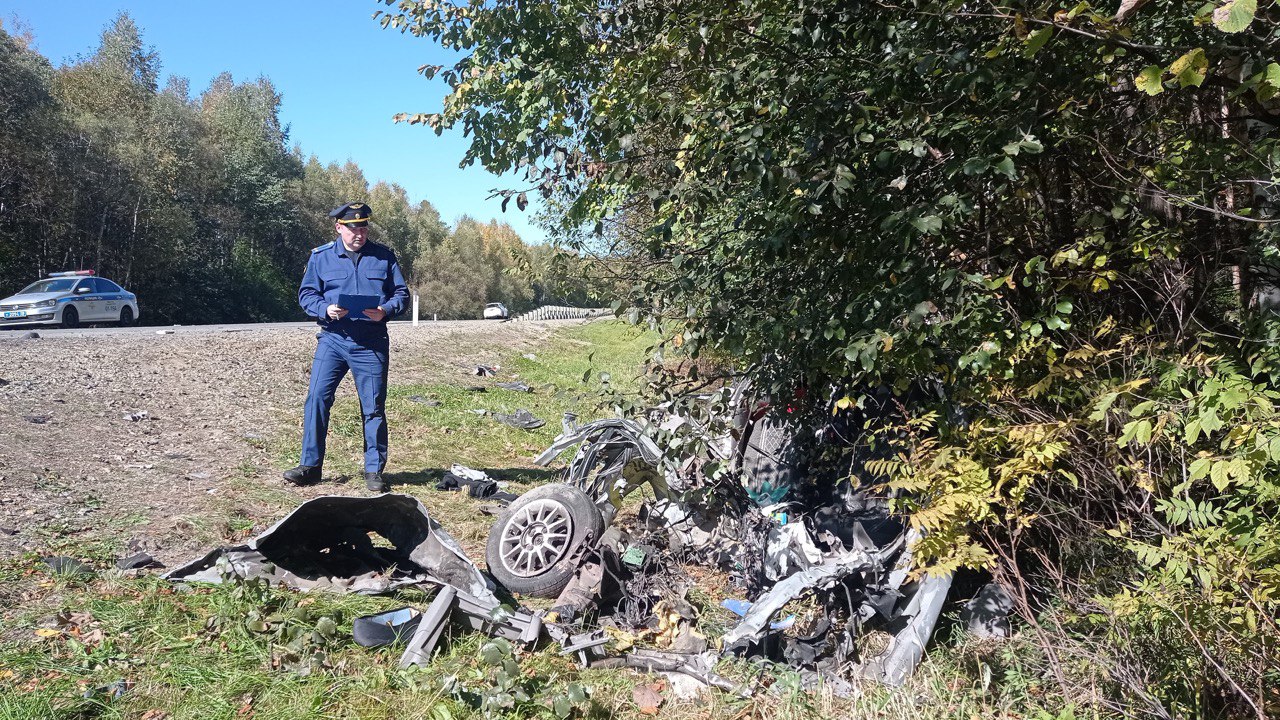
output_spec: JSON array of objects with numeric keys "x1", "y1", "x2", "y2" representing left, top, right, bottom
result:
[
  {"x1": 485, "y1": 483, "x2": 603, "y2": 598},
  {"x1": 118, "y1": 306, "x2": 135, "y2": 327},
  {"x1": 61, "y1": 305, "x2": 80, "y2": 329}
]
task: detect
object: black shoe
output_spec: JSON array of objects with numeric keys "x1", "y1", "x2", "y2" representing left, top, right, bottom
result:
[
  {"x1": 283, "y1": 465, "x2": 322, "y2": 485},
  {"x1": 365, "y1": 472, "x2": 389, "y2": 492}
]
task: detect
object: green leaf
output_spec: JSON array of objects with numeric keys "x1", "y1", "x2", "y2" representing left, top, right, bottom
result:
[
  {"x1": 1189, "y1": 457, "x2": 1212, "y2": 479},
  {"x1": 479, "y1": 642, "x2": 505, "y2": 666},
  {"x1": 1210, "y1": 460, "x2": 1231, "y2": 491},
  {"x1": 1185, "y1": 418, "x2": 1202, "y2": 444},
  {"x1": 1090, "y1": 392, "x2": 1118, "y2": 422},
  {"x1": 1134, "y1": 419, "x2": 1153, "y2": 445},
  {"x1": 912, "y1": 214, "x2": 943, "y2": 234},
  {"x1": 1118, "y1": 420, "x2": 1140, "y2": 446},
  {"x1": 1129, "y1": 400, "x2": 1155, "y2": 417},
  {"x1": 1213, "y1": 0, "x2": 1256, "y2": 32},
  {"x1": 1024, "y1": 28, "x2": 1053, "y2": 57},
  {"x1": 994, "y1": 156, "x2": 1016, "y2": 179},
  {"x1": 1258, "y1": 62, "x2": 1280, "y2": 101},
  {"x1": 1169, "y1": 48, "x2": 1208, "y2": 88},
  {"x1": 963, "y1": 156, "x2": 989, "y2": 175},
  {"x1": 1135, "y1": 65, "x2": 1164, "y2": 95}
]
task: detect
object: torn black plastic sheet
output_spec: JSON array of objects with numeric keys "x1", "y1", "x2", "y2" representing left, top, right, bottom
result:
[{"x1": 166, "y1": 494, "x2": 496, "y2": 602}]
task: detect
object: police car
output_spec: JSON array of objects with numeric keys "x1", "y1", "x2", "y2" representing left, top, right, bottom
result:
[{"x1": 0, "y1": 270, "x2": 140, "y2": 329}]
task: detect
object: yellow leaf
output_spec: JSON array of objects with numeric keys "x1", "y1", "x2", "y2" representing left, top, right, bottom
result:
[{"x1": 34, "y1": 628, "x2": 60, "y2": 638}]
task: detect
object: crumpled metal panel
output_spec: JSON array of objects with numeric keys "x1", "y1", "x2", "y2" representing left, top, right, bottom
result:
[{"x1": 165, "y1": 494, "x2": 495, "y2": 602}]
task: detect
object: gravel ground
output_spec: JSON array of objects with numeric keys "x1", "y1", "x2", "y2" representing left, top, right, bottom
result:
[{"x1": 0, "y1": 320, "x2": 573, "y2": 563}]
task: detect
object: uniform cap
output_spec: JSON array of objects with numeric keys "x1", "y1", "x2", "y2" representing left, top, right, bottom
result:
[{"x1": 329, "y1": 202, "x2": 372, "y2": 227}]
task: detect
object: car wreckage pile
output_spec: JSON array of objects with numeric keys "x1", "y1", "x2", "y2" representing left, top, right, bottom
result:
[{"x1": 168, "y1": 387, "x2": 1005, "y2": 698}]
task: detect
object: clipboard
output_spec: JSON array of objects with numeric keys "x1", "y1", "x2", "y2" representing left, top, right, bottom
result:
[{"x1": 338, "y1": 294, "x2": 381, "y2": 320}]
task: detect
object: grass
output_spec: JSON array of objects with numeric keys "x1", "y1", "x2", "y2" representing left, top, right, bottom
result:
[{"x1": 0, "y1": 321, "x2": 1068, "y2": 719}]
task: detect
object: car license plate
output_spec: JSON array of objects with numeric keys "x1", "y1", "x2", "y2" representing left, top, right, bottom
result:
[{"x1": 2, "y1": 311, "x2": 26, "y2": 319}]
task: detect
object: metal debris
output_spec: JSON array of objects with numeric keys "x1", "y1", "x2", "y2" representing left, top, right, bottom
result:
[
  {"x1": 398, "y1": 585, "x2": 544, "y2": 667},
  {"x1": 494, "y1": 408, "x2": 546, "y2": 430},
  {"x1": 354, "y1": 607, "x2": 421, "y2": 648},
  {"x1": 960, "y1": 582, "x2": 1014, "y2": 639},
  {"x1": 43, "y1": 555, "x2": 92, "y2": 576},
  {"x1": 115, "y1": 552, "x2": 163, "y2": 570},
  {"x1": 167, "y1": 494, "x2": 496, "y2": 602}
]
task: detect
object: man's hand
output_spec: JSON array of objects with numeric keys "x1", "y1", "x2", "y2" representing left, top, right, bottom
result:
[
  {"x1": 326, "y1": 304, "x2": 348, "y2": 320},
  {"x1": 363, "y1": 306, "x2": 387, "y2": 322}
]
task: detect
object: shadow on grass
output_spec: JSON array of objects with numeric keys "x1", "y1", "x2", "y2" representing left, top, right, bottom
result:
[{"x1": 384, "y1": 466, "x2": 561, "y2": 489}]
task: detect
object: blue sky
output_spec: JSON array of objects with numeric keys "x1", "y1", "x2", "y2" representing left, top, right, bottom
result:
[{"x1": 3, "y1": 0, "x2": 545, "y2": 243}]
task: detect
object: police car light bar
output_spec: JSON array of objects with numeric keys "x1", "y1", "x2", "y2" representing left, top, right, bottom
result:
[{"x1": 48, "y1": 270, "x2": 95, "y2": 277}]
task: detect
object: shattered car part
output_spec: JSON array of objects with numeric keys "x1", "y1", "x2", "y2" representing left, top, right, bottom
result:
[
  {"x1": 720, "y1": 547, "x2": 876, "y2": 650},
  {"x1": 167, "y1": 494, "x2": 495, "y2": 602},
  {"x1": 354, "y1": 607, "x2": 422, "y2": 648},
  {"x1": 43, "y1": 556, "x2": 93, "y2": 577},
  {"x1": 591, "y1": 649, "x2": 749, "y2": 698},
  {"x1": 861, "y1": 571, "x2": 954, "y2": 686},
  {"x1": 398, "y1": 585, "x2": 545, "y2": 667},
  {"x1": 535, "y1": 418, "x2": 678, "y2": 521},
  {"x1": 960, "y1": 582, "x2": 1014, "y2": 639},
  {"x1": 550, "y1": 560, "x2": 604, "y2": 620},
  {"x1": 559, "y1": 629, "x2": 611, "y2": 666},
  {"x1": 400, "y1": 586, "x2": 457, "y2": 667},
  {"x1": 115, "y1": 552, "x2": 163, "y2": 571},
  {"x1": 494, "y1": 408, "x2": 546, "y2": 430},
  {"x1": 513, "y1": 383, "x2": 973, "y2": 691}
]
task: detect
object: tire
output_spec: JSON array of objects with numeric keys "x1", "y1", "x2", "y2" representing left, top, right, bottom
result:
[
  {"x1": 118, "y1": 306, "x2": 135, "y2": 327},
  {"x1": 61, "y1": 305, "x2": 80, "y2": 329},
  {"x1": 485, "y1": 483, "x2": 603, "y2": 597}
]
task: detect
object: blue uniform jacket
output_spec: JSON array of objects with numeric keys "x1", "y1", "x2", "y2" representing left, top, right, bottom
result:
[{"x1": 299, "y1": 239, "x2": 410, "y2": 334}]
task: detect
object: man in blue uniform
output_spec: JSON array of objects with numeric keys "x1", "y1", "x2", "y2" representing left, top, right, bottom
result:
[{"x1": 283, "y1": 202, "x2": 410, "y2": 492}]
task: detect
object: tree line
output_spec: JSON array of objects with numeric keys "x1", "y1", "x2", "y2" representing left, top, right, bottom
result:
[{"x1": 0, "y1": 14, "x2": 596, "y2": 324}]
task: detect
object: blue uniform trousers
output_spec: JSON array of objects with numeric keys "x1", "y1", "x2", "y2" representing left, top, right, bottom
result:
[{"x1": 300, "y1": 330, "x2": 389, "y2": 472}]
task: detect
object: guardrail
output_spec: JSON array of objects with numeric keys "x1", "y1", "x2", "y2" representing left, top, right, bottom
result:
[{"x1": 514, "y1": 305, "x2": 612, "y2": 321}]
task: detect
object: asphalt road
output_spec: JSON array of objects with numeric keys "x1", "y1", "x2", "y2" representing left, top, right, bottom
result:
[{"x1": 0, "y1": 319, "x2": 511, "y2": 339}]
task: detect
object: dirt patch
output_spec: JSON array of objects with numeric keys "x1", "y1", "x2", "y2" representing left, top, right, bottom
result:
[{"x1": 0, "y1": 321, "x2": 575, "y2": 563}]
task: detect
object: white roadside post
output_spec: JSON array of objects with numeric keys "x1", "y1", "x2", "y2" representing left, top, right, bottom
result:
[{"x1": 412, "y1": 293, "x2": 419, "y2": 327}]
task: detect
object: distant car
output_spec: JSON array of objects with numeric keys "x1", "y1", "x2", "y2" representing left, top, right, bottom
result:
[
  {"x1": 483, "y1": 302, "x2": 510, "y2": 320},
  {"x1": 0, "y1": 271, "x2": 140, "y2": 329}
]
